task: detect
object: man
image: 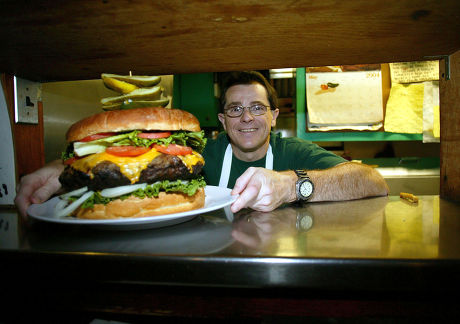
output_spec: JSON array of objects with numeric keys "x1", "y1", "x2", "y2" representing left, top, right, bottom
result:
[
  {"x1": 14, "y1": 71, "x2": 388, "y2": 218},
  {"x1": 202, "y1": 71, "x2": 388, "y2": 213}
]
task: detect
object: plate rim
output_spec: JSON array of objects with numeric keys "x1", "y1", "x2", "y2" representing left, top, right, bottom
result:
[{"x1": 27, "y1": 185, "x2": 236, "y2": 227}]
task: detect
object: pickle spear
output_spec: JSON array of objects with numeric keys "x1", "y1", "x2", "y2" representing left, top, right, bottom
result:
[
  {"x1": 102, "y1": 75, "x2": 139, "y2": 94},
  {"x1": 101, "y1": 85, "x2": 162, "y2": 106},
  {"x1": 102, "y1": 98, "x2": 170, "y2": 111},
  {"x1": 101, "y1": 73, "x2": 161, "y2": 87}
]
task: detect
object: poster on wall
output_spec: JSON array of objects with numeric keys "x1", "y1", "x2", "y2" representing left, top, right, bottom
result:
[
  {"x1": 306, "y1": 64, "x2": 384, "y2": 131},
  {"x1": 384, "y1": 61, "x2": 440, "y2": 141}
]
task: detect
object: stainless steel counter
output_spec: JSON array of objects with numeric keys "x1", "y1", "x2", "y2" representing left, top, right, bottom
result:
[{"x1": 1, "y1": 195, "x2": 460, "y2": 321}]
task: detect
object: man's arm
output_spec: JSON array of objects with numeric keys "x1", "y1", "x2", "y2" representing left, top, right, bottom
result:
[
  {"x1": 308, "y1": 162, "x2": 389, "y2": 202},
  {"x1": 230, "y1": 162, "x2": 389, "y2": 213}
]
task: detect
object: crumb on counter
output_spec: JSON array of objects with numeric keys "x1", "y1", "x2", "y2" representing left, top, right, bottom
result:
[{"x1": 400, "y1": 192, "x2": 419, "y2": 204}]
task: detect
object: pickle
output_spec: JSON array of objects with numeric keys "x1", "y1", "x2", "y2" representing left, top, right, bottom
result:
[
  {"x1": 102, "y1": 75, "x2": 139, "y2": 94},
  {"x1": 101, "y1": 85, "x2": 162, "y2": 106},
  {"x1": 101, "y1": 73, "x2": 161, "y2": 87},
  {"x1": 327, "y1": 82, "x2": 339, "y2": 88},
  {"x1": 120, "y1": 99, "x2": 170, "y2": 110},
  {"x1": 101, "y1": 102, "x2": 123, "y2": 111},
  {"x1": 102, "y1": 98, "x2": 170, "y2": 111}
]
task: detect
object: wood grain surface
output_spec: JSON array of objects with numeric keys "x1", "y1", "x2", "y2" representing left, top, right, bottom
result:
[
  {"x1": 440, "y1": 50, "x2": 460, "y2": 201},
  {"x1": 0, "y1": 0, "x2": 459, "y2": 81}
]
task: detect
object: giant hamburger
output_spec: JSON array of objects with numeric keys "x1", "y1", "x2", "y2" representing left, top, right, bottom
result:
[{"x1": 56, "y1": 107, "x2": 206, "y2": 219}]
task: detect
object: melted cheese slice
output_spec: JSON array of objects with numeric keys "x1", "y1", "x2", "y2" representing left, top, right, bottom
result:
[
  {"x1": 71, "y1": 148, "x2": 204, "y2": 184},
  {"x1": 178, "y1": 151, "x2": 204, "y2": 173}
]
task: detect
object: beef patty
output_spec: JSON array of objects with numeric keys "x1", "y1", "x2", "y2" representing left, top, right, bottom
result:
[{"x1": 59, "y1": 153, "x2": 204, "y2": 191}]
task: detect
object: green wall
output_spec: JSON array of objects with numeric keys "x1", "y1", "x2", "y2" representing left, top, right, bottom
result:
[{"x1": 173, "y1": 73, "x2": 219, "y2": 128}]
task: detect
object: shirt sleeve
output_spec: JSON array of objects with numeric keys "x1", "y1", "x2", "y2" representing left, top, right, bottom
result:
[{"x1": 272, "y1": 133, "x2": 346, "y2": 171}]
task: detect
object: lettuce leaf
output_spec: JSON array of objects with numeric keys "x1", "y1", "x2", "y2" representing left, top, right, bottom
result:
[
  {"x1": 126, "y1": 130, "x2": 207, "y2": 153},
  {"x1": 61, "y1": 145, "x2": 75, "y2": 161},
  {"x1": 62, "y1": 130, "x2": 207, "y2": 159},
  {"x1": 78, "y1": 177, "x2": 206, "y2": 209}
]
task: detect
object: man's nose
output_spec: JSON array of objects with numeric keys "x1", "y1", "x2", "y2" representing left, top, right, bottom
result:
[{"x1": 240, "y1": 108, "x2": 255, "y2": 122}]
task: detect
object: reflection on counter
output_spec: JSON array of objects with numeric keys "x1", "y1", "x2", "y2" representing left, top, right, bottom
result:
[
  {"x1": 385, "y1": 196, "x2": 438, "y2": 257},
  {"x1": 3, "y1": 195, "x2": 459, "y2": 261},
  {"x1": 25, "y1": 214, "x2": 233, "y2": 255},
  {"x1": 229, "y1": 196, "x2": 441, "y2": 259},
  {"x1": 231, "y1": 207, "x2": 300, "y2": 255}
]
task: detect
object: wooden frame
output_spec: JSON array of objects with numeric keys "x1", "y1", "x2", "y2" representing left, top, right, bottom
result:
[{"x1": 0, "y1": 0, "x2": 458, "y2": 199}]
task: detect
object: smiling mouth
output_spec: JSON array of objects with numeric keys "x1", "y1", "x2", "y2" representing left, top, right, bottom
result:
[{"x1": 239, "y1": 128, "x2": 257, "y2": 133}]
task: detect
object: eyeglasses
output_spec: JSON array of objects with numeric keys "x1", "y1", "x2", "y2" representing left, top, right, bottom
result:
[{"x1": 224, "y1": 104, "x2": 270, "y2": 118}]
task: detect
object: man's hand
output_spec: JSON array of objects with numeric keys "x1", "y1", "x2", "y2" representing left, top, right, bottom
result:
[
  {"x1": 14, "y1": 159, "x2": 64, "y2": 220},
  {"x1": 230, "y1": 167, "x2": 297, "y2": 213}
]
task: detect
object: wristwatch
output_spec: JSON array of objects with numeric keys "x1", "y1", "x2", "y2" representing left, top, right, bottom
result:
[{"x1": 295, "y1": 169, "x2": 314, "y2": 201}]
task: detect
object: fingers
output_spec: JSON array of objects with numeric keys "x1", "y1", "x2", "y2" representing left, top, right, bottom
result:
[
  {"x1": 231, "y1": 182, "x2": 260, "y2": 213},
  {"x1": 14, "y1": 175, "x2": 40, "y2": 219},
  {"x1": 15, "y1": 179, "x2": 61, "y2": 220},
  {"x1": 230, "y1": 169, "x2": 297, "y2": 214},
  {"x1": 231, "y1": 168, "x2": 277, "y2": 213},
  {"x1": 32, "y1": 179, "x2": 61, "y2": 203},
  {"x1": 14, "y1": 160, "x2": 64, "y2": 220},
  {"x1": 231, "y1": 167, "x2": 257, "y2": 195},
  {"x1": 231, "y1": 167, "x2": 262, "y2": 213},
  {"x1": 14, "y1": 193, "x2": 31, "y2": 220}
]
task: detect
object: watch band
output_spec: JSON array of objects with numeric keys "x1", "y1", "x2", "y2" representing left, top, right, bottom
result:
[{"x1": 294, "y1": 169, "x2": 309, "y2": 179}]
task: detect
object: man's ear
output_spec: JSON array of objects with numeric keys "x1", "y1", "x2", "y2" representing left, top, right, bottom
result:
[
  {"x1": 271, "y1": 109, "x2": 280, "y2": 127},
  {"x1": 218, "y1": 113, "x2": 227, "y2": 131}
]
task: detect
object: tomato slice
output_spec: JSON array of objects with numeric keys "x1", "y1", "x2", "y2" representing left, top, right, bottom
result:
[
  {"x1": 138, "y1": 131, "x2": 171, "y2": 139},
  {"x1": 80, "y1": 132, "x2": 117, "y2": 142},
  {"x1": 154, "y1": 144, "x2": 192, "y2": 156},
  {"x1": 106, "y1": 146, "x2": 150, "y2": 157}
]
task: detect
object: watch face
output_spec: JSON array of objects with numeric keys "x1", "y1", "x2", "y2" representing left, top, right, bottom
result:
[{"x1": 300, "y1": 181, "x2": 313, "y2": 197}]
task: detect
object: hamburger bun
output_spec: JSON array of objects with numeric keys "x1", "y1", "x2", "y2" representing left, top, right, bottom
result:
[
  {"x1": 74, "y1": 187, "x2": 205, "y2": 219},
  {"x1": 66, "y1": 107, "x2": 201, "y2": 142}
]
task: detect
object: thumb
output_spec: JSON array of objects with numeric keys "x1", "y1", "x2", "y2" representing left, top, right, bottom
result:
[{"x1": 31, "y1": 179, "x2": 61, "y2": 204}]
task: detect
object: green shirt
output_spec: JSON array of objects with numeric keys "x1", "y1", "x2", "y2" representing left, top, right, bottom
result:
[{"x1": 202, "y1": 131, "x2": 346, "y2": 188}]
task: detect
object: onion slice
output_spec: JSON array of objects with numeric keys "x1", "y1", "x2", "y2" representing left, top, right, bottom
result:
[
  {"x1": 54, "y1": 191, "x2": 94, "y2": 218},
  {"x1": 100, "y1": 183, "x2": 148, "y2": 198},
  {"x1": 54, "y1": 198, "x2": 68, "y2": 212},
  {"x1": 59, "y1": 186, "x2": 89, "y2": 199}
]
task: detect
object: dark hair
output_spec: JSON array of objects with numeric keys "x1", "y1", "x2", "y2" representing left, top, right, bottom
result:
[{"x1": 219, "y1": 71, "x2": 278, "y2": 113}]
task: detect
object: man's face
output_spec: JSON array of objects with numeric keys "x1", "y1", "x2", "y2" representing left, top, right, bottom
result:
[{"x1": 218, "y1": 83, "x2": 279, "y2": 159}]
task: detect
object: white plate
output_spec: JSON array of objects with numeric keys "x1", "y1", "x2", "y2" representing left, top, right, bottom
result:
[{"x1": 27, "y1": 186, "x2": 237, "y2": 229}]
